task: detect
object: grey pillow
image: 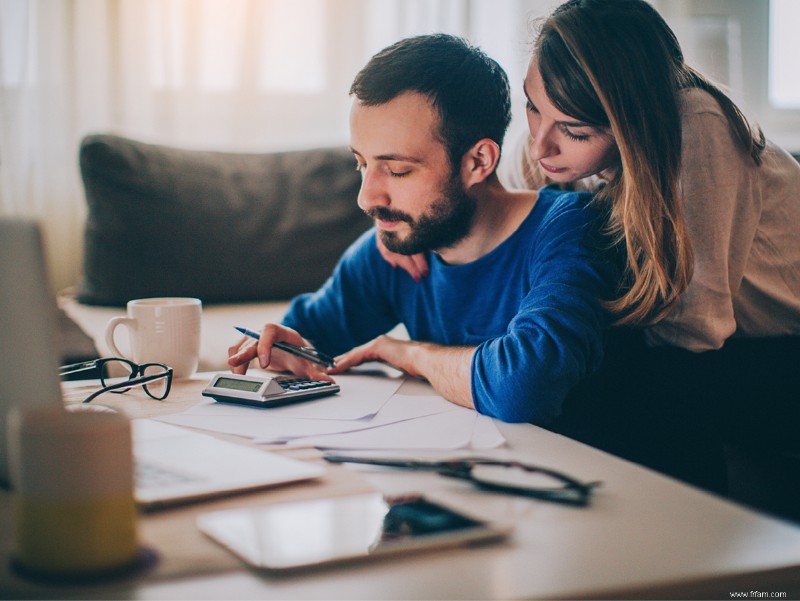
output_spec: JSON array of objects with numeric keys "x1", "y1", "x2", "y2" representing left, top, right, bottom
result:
[{"x1": 78, "y1": 134, "x2": 370, "y2": 306}]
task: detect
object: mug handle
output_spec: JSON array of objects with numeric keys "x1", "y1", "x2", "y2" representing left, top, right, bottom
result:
[{"x1": 105, "y1": 316, "x2": 134, "y2": 360}]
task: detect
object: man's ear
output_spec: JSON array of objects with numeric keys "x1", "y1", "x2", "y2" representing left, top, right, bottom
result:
[{"x1": 460, "y1": 138, "x2": 501, "y2": 187}]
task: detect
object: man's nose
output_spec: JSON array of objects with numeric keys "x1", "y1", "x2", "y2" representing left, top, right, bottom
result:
[{"x1": 356, "y1": 168, "x2": 389, "y2": 213}]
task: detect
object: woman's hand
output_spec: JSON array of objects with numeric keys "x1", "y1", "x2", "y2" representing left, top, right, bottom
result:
[{"x1": 376, "y1": 237, "x2": 429, "y2": 282}]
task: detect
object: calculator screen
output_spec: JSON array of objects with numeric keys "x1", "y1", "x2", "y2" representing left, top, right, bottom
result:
[{"x1": 215, "y1": 376, "x2": 263, "y2": 393}]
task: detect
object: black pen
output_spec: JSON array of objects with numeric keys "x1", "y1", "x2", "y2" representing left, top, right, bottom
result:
[{"x1": 234, "y1": 327, "x2": 336, "y2": 368}]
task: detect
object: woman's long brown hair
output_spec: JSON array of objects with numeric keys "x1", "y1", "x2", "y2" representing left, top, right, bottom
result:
[{"x1": 534, "y1": 0, "x2": 764, "y2": 325}]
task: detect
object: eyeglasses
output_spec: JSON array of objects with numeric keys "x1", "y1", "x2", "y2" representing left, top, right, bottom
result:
[
  {"x1": 323, "y1": 455, "x2": 601, "y2": 507},
  {"x1": 59, "y1": 357, "x2": 173, "y2": 404}
]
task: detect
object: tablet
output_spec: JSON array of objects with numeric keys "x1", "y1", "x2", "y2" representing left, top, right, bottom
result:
[{"x1": 197, "y1": 492, "x2": 511, "y2": 571}]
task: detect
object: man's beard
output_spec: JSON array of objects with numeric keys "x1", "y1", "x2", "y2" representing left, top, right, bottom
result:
[{"x1": 366, "y1": 176, "x2": 477, "y2": 256}]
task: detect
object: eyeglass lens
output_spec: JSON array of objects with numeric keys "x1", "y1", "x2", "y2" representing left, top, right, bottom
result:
[
  {"x1": 140, "y1": 363, "x2": 170, "y2": 399},
  {"x1": 98, "y1": 358, "x2": 136, "y2": 391}
]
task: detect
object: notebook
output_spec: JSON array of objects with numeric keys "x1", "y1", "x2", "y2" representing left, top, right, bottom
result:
[
  {"x1": 131, "y1": 418, "x2": 323, "y2": 510},
  {"x1": 0, "y1": 217, "x2": 323, "y2": 506}
]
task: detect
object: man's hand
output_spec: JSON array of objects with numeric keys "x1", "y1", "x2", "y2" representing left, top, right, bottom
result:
[
  {"x1": 330, "y1": 335, "x2": 475, "y2": 409},
  {"x1": 376, "y1": 237, "x2": 429, "y2": 282},
  {"x1": 329, "y1": 335, "x2": 421, "y2": 377},
  {"x1": 227, "y1": 323, "x2": 333, "y2": 382}
]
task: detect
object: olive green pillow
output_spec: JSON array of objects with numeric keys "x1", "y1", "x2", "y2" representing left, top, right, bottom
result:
[{"x1": 78, "y1": 134, "x2": 370, "y2": 306}]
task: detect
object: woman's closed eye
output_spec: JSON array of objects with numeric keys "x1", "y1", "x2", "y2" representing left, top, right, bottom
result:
[{"x1": 559, "y1": 125, "x2": 591, "y2": 142}]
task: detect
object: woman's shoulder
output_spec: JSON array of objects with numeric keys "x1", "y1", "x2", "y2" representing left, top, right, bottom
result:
[
  {"x1": 680, "y1": 87, "x2": 724, "y2": 115},
  {"x1": 678, "y1": 87, "x2": 799, "y2": 177},
  {"x1": 677, "y1": 88, "x2": 752, "y2": 174},
  {"x1": 679, "y1": 88, "x2": 731, "y2": 137}
]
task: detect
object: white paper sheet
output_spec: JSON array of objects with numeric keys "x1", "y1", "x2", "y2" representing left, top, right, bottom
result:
[
  {"x1": 155, "y1": 374, "x2": 506, "y2": 450},
  {"x1": 258, "y1": 394, "x2": 459, "y2": 443},
  {"x1": 470, "y1": 414, "x2": 508, "y2": 448},
  {"x1": 158, "y1": 393, "x2": 455, "y2": 442},
  {"x1": 285, "y1": 407, "x2": 505, "y2": 450}
]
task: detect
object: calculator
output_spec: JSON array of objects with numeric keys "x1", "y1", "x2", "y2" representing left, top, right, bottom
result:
[{"x1": 202, "y1": 372, "x2": 340, "y2": 408}]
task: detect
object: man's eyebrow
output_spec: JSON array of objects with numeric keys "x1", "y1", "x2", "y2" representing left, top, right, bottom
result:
[
  {"x1": 375, "y1": 153, "x2": 423, "y2": 163},
  {"x1": 349, "y1": 147, "x2": 423, "y2": 163}
]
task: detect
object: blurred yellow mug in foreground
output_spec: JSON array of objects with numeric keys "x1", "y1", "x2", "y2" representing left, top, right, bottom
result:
[{"x1": 8, "y1": 406, "x2": 139, "y2": 578}]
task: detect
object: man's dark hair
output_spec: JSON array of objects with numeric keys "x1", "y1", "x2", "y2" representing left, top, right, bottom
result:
[{"x1": 349, "y1": 34, "x2": 512, "y2": 172}]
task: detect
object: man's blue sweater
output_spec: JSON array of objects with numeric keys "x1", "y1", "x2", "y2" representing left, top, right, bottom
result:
[{"x1": 283, "y1": 186, "x2": 618, "y2": 425}]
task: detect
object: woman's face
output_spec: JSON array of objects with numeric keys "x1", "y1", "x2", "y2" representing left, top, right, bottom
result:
[{"x1": 523, "y1": 59, "x2": 620, "y2": 183}]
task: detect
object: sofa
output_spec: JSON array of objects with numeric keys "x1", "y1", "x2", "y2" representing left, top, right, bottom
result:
[{"x1": 59, "y1": 133, "x2": 374, "y2": 371}]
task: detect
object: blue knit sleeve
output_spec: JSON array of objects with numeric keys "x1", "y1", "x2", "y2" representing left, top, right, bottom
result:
[
  {"x1": 471, "y1": 191, "x2": 617, "y2": 425},
  {"x1": 281, "y1": 229, "x2": 400, "y2": 356}
]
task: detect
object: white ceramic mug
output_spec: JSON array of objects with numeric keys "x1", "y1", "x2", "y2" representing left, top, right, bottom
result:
[{"x1": 105, "y1": 297, "x2": 202, "y2": 379}]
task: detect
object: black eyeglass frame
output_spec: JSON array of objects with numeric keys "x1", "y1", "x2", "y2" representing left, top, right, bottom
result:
[
  {"x1": 323, "y1": 455, "x2": 601, "y2": 507},
  {"x1": 436, "y1": 458, "x2": 600, "y2": 506},
  {"x1": 59, "y1": 357, "x2": 173, "y2": 404}
]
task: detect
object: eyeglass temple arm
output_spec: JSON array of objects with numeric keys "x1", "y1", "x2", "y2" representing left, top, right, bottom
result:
[
  {"x1": 323, "y1": 456, "x2": 447, "y2": 471},
  {"x1": 323, "y1": 456, "x2": 600, "y2": 496},
  {"x1": 439, "y1": 458, "x2": 601, "y2": 493},
  {"x1": 81, "y1": 370, "x2": 171, "y2": 403},
  {"x1": 59, "y1": 360, "x2": 99, "y2": 376}
]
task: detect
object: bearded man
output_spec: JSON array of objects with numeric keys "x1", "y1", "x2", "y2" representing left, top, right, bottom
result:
[{"x1": 228, "y1": 34, "x2": 617, "y2": 425}]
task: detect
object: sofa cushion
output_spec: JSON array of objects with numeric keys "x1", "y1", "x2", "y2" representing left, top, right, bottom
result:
[{"x1": 77, "y1": 134, "x2": 370, "y2": 306}]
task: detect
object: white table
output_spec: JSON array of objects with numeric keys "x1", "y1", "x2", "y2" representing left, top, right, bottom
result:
[{"x1": 3, "y1": 377, "x2": 800, "y2": 599}]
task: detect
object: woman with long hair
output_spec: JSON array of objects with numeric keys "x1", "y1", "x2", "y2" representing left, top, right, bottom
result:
[{"x1": 381, "y1": 0, "x2": 800, "y2": 494}]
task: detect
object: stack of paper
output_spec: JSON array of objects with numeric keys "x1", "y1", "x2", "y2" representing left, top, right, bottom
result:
[{"x1": 157, "y1": 372, "x2": 505, "y2": 450}]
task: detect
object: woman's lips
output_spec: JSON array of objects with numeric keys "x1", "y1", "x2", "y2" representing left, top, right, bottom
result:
[{"x1": 540, "y1": 161, "x2": 566, "y2": 174}]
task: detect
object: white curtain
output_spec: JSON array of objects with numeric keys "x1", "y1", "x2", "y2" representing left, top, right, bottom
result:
[{"x1": 0, "y1": 0, "x2": 551, "y2": 290}]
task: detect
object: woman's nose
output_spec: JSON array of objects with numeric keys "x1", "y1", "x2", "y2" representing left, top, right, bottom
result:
[{"x1": 528, "y1": 125, "x2": 557, "y2": 161}]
